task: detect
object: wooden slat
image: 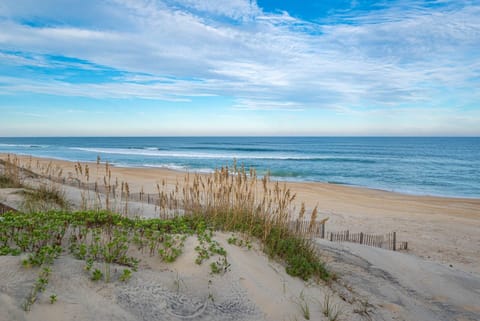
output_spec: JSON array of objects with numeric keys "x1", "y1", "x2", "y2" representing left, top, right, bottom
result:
[
  {"x1": 0, "y1": 202, "x2": 17, "y2": 214},
  {"x1": 326, "y1": 229, "x2": 407, "y2": 252}
]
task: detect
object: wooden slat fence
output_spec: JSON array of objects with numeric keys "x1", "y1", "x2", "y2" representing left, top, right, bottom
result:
[
  {"x1": 327, "y1": 230, "x2": 408, "y2": 251},
  {"x1": 29, "y1": 174, "x2": 412, "y2": 252},
  {"x1": 288, "y1": 220, "x2": 326, "y2": 238},
  {"x1": 0, "y1": 203, "x2": 17, "y2": 214}
]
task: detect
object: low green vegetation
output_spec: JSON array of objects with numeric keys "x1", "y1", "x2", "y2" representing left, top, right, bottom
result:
[
  {"x1": 322, "y1": 292, "x2": 343, "y2": 321},
  {"x1": 49, "y1": 294, "x2": 57, "y2": 304},
  {"x1": 22, "y1": 266, "x2": 52, "y2": 311},
  {"x1": 0, "y1": 210, "x2": 200, "y2": 310},
  {"x1": 207, "y1": 213, "x2": 329, "y2": 281},
  {"x1": 1, "y1": 155, "x2": 330, "y2": 312},
  {"x1": 119, "y1": 268, "x2": 132, "y2": 282},
  {"x1": 91, "y1": 268, "x2": 103, "y2": 282},
  {"x1": 1, "y1": 208, "x2": 328, "y2": 283},
  {"x1": 195, "y1": 222, "x2": 229, "y2": 274},
  {"x1": 295, "y1": 290, "x2": 310, "y2": 320},
  {"x1": 227, "y1": 234, "x2": 252, "y2": 250}
]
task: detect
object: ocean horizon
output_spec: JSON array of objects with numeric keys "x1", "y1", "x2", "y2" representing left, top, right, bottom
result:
[{"x1": 0, "y1": 136, "x2": 479, "y2": 199}]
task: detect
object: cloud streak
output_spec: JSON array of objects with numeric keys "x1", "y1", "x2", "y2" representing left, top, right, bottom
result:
[{"x1": 0, "y1": 0, "x2": 479, "y2": 113}]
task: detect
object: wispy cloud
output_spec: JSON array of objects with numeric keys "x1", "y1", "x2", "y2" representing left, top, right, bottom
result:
[
  {"x1": 0, "y1": 0, "x2": 479, "y2": 114},
  {"x1": 14, "y1": 112, "x2": 47, "y2": 118}
]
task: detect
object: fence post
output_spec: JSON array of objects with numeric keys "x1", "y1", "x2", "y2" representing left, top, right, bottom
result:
[
  {"x1": 360, "y1": 232, "x2": 363, "y2": 244},
  {"x1": 330, "y1": 232, "x2": 333, "y2": 242},
  {"x1": 393, "y1": 232, "x2": 396, "y2": 251},
  {"x1": 321, "y1": 223, "x2": 325, "y2": 239},
  {"x1": 346, "y1": 230, "x2": 349, "y2": 242}
]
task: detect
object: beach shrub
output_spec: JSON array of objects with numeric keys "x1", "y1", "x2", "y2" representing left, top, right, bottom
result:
[
  {"x1": 1, "y1": 206, "x2": 328, "y2": 282},
  {"x1": 119, "y1": 269, "x2": 132, "y2": 282},
  {"x1": 4, "y1": 155, "x2": 330, "y2": 281},
  {"x1": 49, "y1": 294, "x2": 57, "y2": 304},
  {"x1": 91, "y1": 268, "x2": 103, "y2": 281}
]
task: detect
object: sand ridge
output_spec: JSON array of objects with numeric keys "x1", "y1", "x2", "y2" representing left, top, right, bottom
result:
[{"x1": 3, "y1": 153, "x2": 480, "y2": 274}]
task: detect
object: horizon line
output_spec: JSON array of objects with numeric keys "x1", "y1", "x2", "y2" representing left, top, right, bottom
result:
[{"x1": 1, "y1": 135, "x2": 479, "y2": 138}]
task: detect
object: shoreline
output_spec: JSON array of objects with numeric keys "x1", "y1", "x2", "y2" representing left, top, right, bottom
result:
[
  {"x1": 2, "y1": 152, "x2": 478, "y2": 201},
  {"x1": 2, "y1": 153, "x2": 480, "y2": 275}
]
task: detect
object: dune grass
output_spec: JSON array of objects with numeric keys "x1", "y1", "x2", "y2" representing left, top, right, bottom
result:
[
  {"x1": 0, "y1": 156, "x2": 23, "y2": 188},
  {"x1": 1, "y1": 156, "x2": 330, "y2": 283},
  {"x1": 1, "y1": 154, "x2": 69, "y2": 211},
  {"x1": 21, "y1": 185, "x2": 69, "y2": 210},
  {"x1": 0, "y1": 174, "x2": 21, "y2": 188}
]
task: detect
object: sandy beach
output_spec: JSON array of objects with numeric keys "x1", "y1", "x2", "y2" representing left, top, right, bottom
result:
[
  {"x1": 3, "y1": 153, "x2": 479, "y2": 275},
  {"x1": 1, "y1": 153, "x2": 480, "y2": 321},
  {"x1": 3, "y1": 1, "x2": 480, "y2": 319}
]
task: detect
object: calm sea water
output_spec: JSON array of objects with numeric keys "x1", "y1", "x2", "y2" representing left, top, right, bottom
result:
[{"x1": 0, "y1": 137, "x2": 479, "y2": 198}]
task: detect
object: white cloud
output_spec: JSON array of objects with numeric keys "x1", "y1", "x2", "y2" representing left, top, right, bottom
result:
[
  {"x1": 170, "y1": 0, "x2": 260, "y2": 21},
  {"x1": 0, "y1": 0, "x2": 479, "y2": 113},
  {"x1": 13, "y1": 112, "x2": 47, "y2": 118}
]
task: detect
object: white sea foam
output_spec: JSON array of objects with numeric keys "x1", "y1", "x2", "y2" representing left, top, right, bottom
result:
[
  {"x1": 0, "y1": 143, "x2": 49, "y2": 148},
  {"x1": 143, "y1": 163, "x2": 188, "y2": 171},
  {"x1": 69, "y1": 147, "x2": 317, "y2": 160},
  {"x1": 143, "y1": 163, "x2": 214, "y2": 173}
]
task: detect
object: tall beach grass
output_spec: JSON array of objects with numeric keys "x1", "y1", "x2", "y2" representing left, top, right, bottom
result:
[{"x1": 1, "y1": 155, "x2": 329, "y2": 281}]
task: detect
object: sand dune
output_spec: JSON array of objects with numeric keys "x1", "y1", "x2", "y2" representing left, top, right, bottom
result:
[
  {"x1": 1, "y1": 153, "x2": 480, "y2": 321},
  {"x1": 0, "y1": 233, "x2": 361, "y2": 321},
  {"x1": 3, "y1": 154, "x2": 479, "y2": 274}
]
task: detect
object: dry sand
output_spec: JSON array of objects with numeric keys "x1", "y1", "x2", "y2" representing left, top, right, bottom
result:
[
  {"x1": 317, "y1": 240, "x2": 480, "y2": 321},
  {"x1": 3, "y1": 154, "x2": 479, "y2": 274},
  {"x1": 1, "y1": 153, "x2": 480, "y2": 321},
  {"x1": 0, "y1": 231, "x2": 358, "y2": 321}
]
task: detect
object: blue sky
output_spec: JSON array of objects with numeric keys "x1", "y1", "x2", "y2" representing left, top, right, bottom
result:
[{"x1": 0, "y1": 0, "x2": 479, "y2": 136}]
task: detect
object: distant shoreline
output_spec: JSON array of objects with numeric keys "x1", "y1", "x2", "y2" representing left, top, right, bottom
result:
[
  {"x1": 2, "y1": 152, "x2": 479, "y2": 202},
  {"x1": 1, "y1": 136, "x2": 479, "y2": 199}
]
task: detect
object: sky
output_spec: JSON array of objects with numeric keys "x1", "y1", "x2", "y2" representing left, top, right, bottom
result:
[{"x1": 0, "y1": 0, "x2": 479, "y2": 136}]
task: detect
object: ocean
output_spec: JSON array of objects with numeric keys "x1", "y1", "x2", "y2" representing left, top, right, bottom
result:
[{"x1": 0, "y1": 137, "x2": 478, "y2": 198}]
